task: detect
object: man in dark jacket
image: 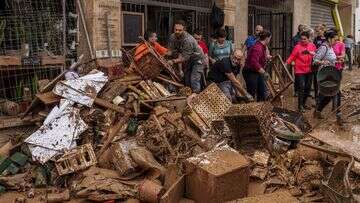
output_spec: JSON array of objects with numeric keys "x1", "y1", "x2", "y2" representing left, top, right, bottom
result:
[{"x1": 208, "y1": 50, "x2": 253, "y2": 102}]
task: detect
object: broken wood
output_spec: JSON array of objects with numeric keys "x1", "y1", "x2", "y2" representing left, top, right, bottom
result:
[
  {"x1": 128, "y1": 85, "x2": 151, "y2": 100},
  {"x1": 152, "y1": 115, "x2": 175, "y2": 156},
  {"x1": 94, "y1": 97, "x2": 125, "y2": 114},
  {"x1": 157, "y1": 75, "x2": 184, "y2": 88},
  {"x1": 98, "y1": 113, "x2": 131, "y2": 157},
  {"x1": 142, "y1": 96, "x2": 187, "y2": 103},
  {"x1": 36, "y1": 92, "x2": 61, "y2": 105}
]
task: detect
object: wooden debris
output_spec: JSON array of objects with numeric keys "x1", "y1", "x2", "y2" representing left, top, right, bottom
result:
[
  {"x1": 55, "y1": 144, "x2": 97, "y2": 176},
  {"x1": 35, "y1": 92, "x2": 61, "y2": 105}
]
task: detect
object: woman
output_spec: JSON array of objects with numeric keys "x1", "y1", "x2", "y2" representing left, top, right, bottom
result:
[
  {"x1": 313, "y1": 29, "x2": 342, "y2": 124},
  {"x1": 209, "y1": 29, "x2": 233, "y2": 63},
  {"x1": 243, "y1": 30, "x2": 272, "y2": 101},
  {"x1": 312, "y1": 24, "x2": 327, "y2": 101},
  {"x1": 134, "y1": 30, "x2": 168, "y2": 62},
  {"x1": 332, "y1": 33, "x2": 345, "y2": 121},
  {"x1": 287, "y1": 31, "x2": 316, "y2": 113}
]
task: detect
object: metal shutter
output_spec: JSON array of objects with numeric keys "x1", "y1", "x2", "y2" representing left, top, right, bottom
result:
[{"x1": 311, "y1": 0, "x2": 335, "y2": 28}]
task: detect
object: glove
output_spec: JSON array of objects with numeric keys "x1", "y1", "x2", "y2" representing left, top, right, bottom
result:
[
  {"x1": 245, "y1": 93, "x2": 254, "y2": 102},
  {"x1": 167, "y1": 60, "x2": 174, "y2": 66},
  {"x1": 262, "y1": 72, "x2": 271, "y2": 81}
]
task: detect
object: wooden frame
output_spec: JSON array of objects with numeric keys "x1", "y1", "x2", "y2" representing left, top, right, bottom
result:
[{"x1": 121, "y1": 11, "x2": 144, "y2": 46}]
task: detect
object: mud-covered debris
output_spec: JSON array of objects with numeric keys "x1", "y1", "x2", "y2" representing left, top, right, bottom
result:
[{"x1": 55, "y1": 144, "x2": 97, "y2": 175}]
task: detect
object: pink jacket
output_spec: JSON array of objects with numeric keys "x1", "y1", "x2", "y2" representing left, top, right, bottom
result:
[
  {"x1": 333, "y1": 41, "x2": 345, "y2": 70},
  {"x1": 287, "y1": 42, "x2": 316, "y2": 75}
]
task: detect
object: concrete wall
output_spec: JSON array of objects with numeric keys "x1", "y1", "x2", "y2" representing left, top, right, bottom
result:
[
  {"x1": 339, "y1": 5, "x2": 353, "y2": 36},
  {"x1": 285, "y1": 0, "x2": 312, "y2": 34}
]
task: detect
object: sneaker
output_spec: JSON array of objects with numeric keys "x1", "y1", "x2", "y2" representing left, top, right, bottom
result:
[{"x1": 313, "y1": 110, "x2": 324, "y2": 119}]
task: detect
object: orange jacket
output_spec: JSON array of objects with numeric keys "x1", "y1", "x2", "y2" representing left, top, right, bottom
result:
[{"x1": 134, "y1": 42, "x2": 168, "y2": 62}]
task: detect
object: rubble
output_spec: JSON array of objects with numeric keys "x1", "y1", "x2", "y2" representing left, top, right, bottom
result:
[
  {"x1": 1, "y1": 38, "x2": 360, "y2": 203},
  {"x1": 185, "y1": 146, "x2": 250, "y2": 203}
]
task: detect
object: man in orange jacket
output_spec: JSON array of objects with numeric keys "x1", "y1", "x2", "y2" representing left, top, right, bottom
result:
[{"x1": 134, "y1": 30, "x2": 168, "y2": 62}]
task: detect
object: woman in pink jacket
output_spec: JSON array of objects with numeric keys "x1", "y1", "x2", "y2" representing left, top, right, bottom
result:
[{"x1": 287, "y1": 31, "x2": 316, "y2": 112}]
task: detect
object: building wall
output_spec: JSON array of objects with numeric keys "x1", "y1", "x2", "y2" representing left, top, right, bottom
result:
[
  {"x1": 216, "y1": 0, "x2": 249, "y2": 48},
  {"x1": 289, "y1": 0, "x2": 312, "y2": 34},
  {"x1": 356, "y1": 5, "x2": 360, "y2": 41},
  {"x1": 338, "y1": 2, "x2": 355, "y2": 35}
]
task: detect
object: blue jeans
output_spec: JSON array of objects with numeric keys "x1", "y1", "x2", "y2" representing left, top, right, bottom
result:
[
  {"x1": 184, "y1": 60, "x2": 204, "y2": 93},
  {"x1": 243, "y1": 69, "x2": 266, "y2": 101},
  {"x1": 217, "y1": 81, "x2": 235, "y2": 102}
]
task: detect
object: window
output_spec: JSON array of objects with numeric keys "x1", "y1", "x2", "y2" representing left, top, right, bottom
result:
[{"x1": 122, "y1": 11, "x2": 144, "y2": 46}]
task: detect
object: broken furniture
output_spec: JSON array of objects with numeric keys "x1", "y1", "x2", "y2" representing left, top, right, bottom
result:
[
  {"x1": 124, "y1": 39, "x2": 180, "y2": 82},
  {"x1": 185, "y1": 146, "x2": 250, "y2": 203},
  {"x1": 224, "y1": 102, "x2": 274, "y2": 152},
  {"x1": 55, "y1": 144, "x2": 97, "y2": 175},
  {"x1": 321, "y1": 158, "x2": 355, "y2": 203},
  {"x1": 267, "y1": 55, "x2": 294, "y2": 102},
  {"x1": 187, "y1": 83, "x2": 232, "y2": 132}
]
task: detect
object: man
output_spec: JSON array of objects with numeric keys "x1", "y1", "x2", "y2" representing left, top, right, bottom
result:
[
  {"x1": 244, "y1": 25, "x2": 263, "y2": 50},
  {"x1": 208, "y1": 50, "x2": 253, "y2": 102},
  {"x1": 134, "y1": 30, "x2": 168, "y2": 62},
  {"x1": 290, "y1": 24, "x2": 305, "y2": 51},
  {"x1": 344, "y1": 34, "x2": 354, "y2": 71},
  {"x1": 168, "y1": 20, "x2": 206, "y2": 93},
  {"x1": 193, "y1": 29, "x2": 209, "y2": 76}
]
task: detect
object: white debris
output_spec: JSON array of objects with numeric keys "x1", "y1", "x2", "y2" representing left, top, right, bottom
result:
[
  {"x1": 25, "y1": 100, "x2": 88, "y2": 164},
  {"x1": 53, "y1": 70, "x2": 108, "y2": 107}
]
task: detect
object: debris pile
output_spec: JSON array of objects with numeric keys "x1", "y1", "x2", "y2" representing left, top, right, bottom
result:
[{"x1": 1, "y1": 46, "x2": 360, "y2": 203}]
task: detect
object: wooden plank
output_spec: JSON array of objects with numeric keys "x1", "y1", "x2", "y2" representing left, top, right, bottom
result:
[
  {"x1": 0, "y1": 116, "x2": 39, "y2": 129},
  {"x1": 36, "y1": 92, "x2": 61, "y2": 105},
  {"x1": 0, "y1": 55, "x2": 21, "y2": 66},
  {"x1": 94, "y1": 98, "x2": 125, "y2": 114},
  {"x1": 310, "y1": 129, "x2": 360, "y2": 161},
  {"x1": 41, "y1": 55, "x2": 65, "y2": 66},
  {"x1": 160, "y1": 175, "x2": 185, "y2": 203},
  {"x1": 142, "y1": 96, "x2": 187, "y2": 103},
  {"x1": 157, "y1": 75, "x2": 184, "y2": 88}
]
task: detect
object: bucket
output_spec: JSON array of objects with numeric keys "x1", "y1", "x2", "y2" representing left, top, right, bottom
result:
[
  {"x1": 317, "y1": 66, "x2": 341, "y2": 97},
  {"x1": 138, "y1": 179, "x2": 165, "y2": 203}
]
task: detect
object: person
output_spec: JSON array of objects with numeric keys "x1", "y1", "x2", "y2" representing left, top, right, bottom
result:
[
  {"x1": 290, "y1": 24, "x2": 305, "y2": 51},
  {"x1": 286, "y1": 31, "x2": 316, "y2": 112},
  {"x1": 333, "y1": 34, "x2": 346, "y2": 71},
  {"x1": 193, "y1": 29, "x2": 209, "y2": 56},
  {"x1": 291, "y1": 24, "x2": 305, "y2": 97},
  {"x1": 193, "y1": 29, "x2": 209, "y2": 72},
  {"x1": 313, "y1": 24, "x2": 327, "y2": 49},
  {"x1": 243, "y1": 30, "x2": 272, "y2": 101},
  {"x1": 134, "y1": 30, "x2": 168, "y2": 62},
  {"x1": 313, "y1": 29, "x2": 343, "y2": 124},
  {"x1": 208, "y1": 49, "x2": 253, "y2": 102},
  {"x1": 344, "y1": 34, "x2": 354, "y2": 71},
  {"x1": 244, "y1": 25, "x2": 264, "y2": 50},
  {"x1": 209, "y1": 29, "x2": 233, "y2": 63},
  {"x1": 312, "y1": 24, "x2": 327, "y2": 101},
  {"x1": 167, "y1": 20, "x2": 206, "y2": 93}
]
